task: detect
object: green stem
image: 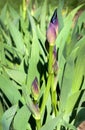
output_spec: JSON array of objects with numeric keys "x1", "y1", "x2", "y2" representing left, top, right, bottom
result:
[
  {"x1": 48, "y1": 45, "x2": 54, "y2": 74},
  {"x1": 22, "y1": 0, "x2": 27, "y2": 20},
  {"x1": 36, "y1": 119, "x2": 41, "y2": 130},
  {"x1": 40, "y1": 45, "x2": 54, "y2": 115},
  {"x1": 40, "y1": 74, "x2": 52, "y2": 115},
  {"x1": 51, "y1": 75, "x2": 57, "y2": 115}
]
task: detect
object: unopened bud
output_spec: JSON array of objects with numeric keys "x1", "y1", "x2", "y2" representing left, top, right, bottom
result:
[
  {"x1": 46, "y1": 9, "x2": 58, "y2": 45},
  {"x1": 31, "y1": 77, "x2": 40, "y2": 101},
  {"x1": 46, "y1": 23, "x2": 56, "y2": 44}
]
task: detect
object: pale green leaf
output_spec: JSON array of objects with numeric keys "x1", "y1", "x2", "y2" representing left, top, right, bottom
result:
[
  {"x1": 40, "y1": 0, "x2": 47, "y2": 34},
  {"x1": 57, "y1": 5, "x2": 83, "y2": 60},
  {"x1": 13, "y1": 105, "x2": 31, "y2": 130},
  {"x1": 40, "y1": 114, "x2": 63, "y2": 130},
  {"x1": 8, "y1": 5, "x2": 20, "y2": 20},
  {"x1": 65, "y1": 91, "x2": 80, "y2": 115},
  {"x1": 27, "y1": 12, "x2": 40, "y2": 92},
  {"x1": 0, "y1": 75, "x2": 21, "y2": 104},
  {"x1": 57, "y1": 0, "x2": 64, "y2": 31},
  {"x1": 8, "y1": 21, "x2": 25, "y2": 55},
  {"x1": 5, "y1": 68, "x2": 26, "y2": 85},
  {"x1": 2, "y1": 105, "x2": 17, "y2": 130},
  {"x1": 72, "y1": 39, "x2": 85, "y2": 93},
  {"x1": 0, "y1": 3, "x2": 7, "y2": 25},
  {"x1": 59, "y1": 59, "x2": 74, "y2": 113}
]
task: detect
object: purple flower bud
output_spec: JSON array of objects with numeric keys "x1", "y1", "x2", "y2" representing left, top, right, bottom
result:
[
  {"x1": 46, "y1": 23, "x2": 56, "y2": 44},
  {"x1": 31, "y1": 77, "x2": 40, "y2": 101},
  {"x1": 46, "y1": 9, "x2": 58, "y2": 45}
]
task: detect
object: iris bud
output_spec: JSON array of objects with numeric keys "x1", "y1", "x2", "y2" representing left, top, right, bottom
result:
[
  {"x1": 46, "y1": 9, "x2": 58, "y2": 45},
  {"x1": 31, "y1": 77, "x2": 40, "y2": 101},
  {"x1": 46, "y1": 23, "x2": 56, "y2": 44}
]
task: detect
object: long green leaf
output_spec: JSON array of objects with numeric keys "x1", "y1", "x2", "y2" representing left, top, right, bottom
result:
[
  {"x1": 59, "y1": 59, "x2": 74, "y2": 113},
  {"x1": 65, "y1": 91, "x2": 80, "y2": 115},
  {"x1": 8, "y1": 21, "x2": 25, "y2": 55},
  {"x1": 27, "y1": 12, "x2": 40, "y2": 92},
  {"x1": 0, "y1": 3, "x2": 7, "y2": 25},
  {"x1": 57, "y1": 5, "x2": 83, "y2": 60},
  {"x1": 40, "y1": 114, "x2": 63, "y2": 130},
  {"x1": 13, "y1": 105, "x2": 31, "y2": 130},
  {"x1": 8, "y1": 4, "x2": 20, "y2": 20},
  {"x1": 0, "y1": 75, "x2": 21, "y2": 104},
  {"x1": 40, "y1": 0, "x2": 47, "y2": 34},
  {"x1": 2, "y1": 105, "x2": 17, "y2": 130},
  {"x1": 5, "y1": 68, "x2": 26, "y2": 85},
  {"x1": 72, "y1": 38, "x2": 85, "y2": 93}
]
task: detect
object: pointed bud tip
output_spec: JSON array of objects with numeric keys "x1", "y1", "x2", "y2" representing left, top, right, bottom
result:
[{"x1": 51, "y1": 9, "x2": 58, "y2": 24}]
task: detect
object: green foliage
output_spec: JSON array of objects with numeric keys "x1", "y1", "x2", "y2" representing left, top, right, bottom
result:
[
  {"x1": 0, "y1": 1, "x2": 85, "y2": 130},
  {"x1": 2, "y1": 105, "x2": 17, "y2": 130},
  {"x1": 13, "y1": 105, "x2": 31, "y2": 130}
]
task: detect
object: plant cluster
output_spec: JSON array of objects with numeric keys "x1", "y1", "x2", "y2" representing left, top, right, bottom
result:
[{"x1": 0, "y1": 0, "x2": 85, "y2": 130}]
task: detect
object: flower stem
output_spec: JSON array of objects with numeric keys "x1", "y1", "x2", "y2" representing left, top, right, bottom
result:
[
  {"x1": 40, "y1": 74, "x2": 52, "y2": 115},
  {"x1": 51, "y1": 75, "x2": 57, "y2": 115},
  {"x1": 40, "y1": 45, "x2": 54, "y2": 115},
  {"x1": 48, "y1": 45, "x2": 54, "y2": 74},
  {"x1": 36, "y1": 119, "x2": 41, "y2": 130},
  {"x1": 22, "y1": 0, "x2": 27, "y2": 20}
]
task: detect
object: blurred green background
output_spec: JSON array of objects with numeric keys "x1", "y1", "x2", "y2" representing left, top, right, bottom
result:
[
  {"x1": 0, "y1": 0, "x2": 22, "y2": 11},
  {"x1": 0, "y1": 0, "x2": 85, "y2": 12}
]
